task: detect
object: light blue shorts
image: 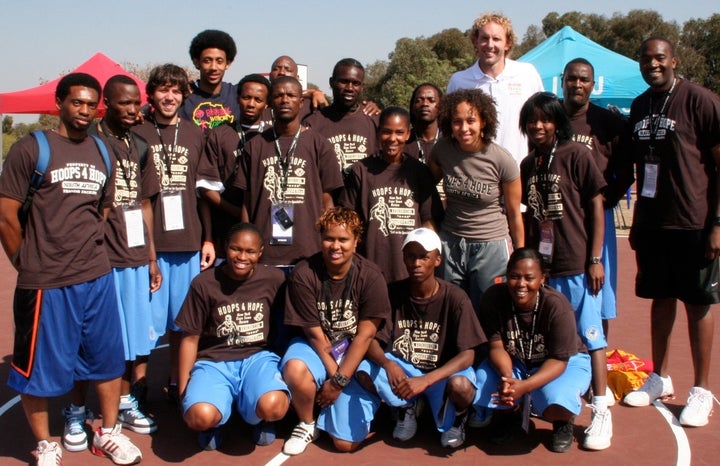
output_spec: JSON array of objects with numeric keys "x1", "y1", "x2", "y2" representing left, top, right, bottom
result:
[
  {"x1": 357, "y1": 353, "x2": 477, "y2": 432},
  {"x1": 112, "y1": 265, "x2": 156, "y2": 360},
  {"x1": 281, "y1": 337, "x2": 380, "y2": 442},
  {"x1": 473, "y1": 353, "x2": 591, "y2": 416},
  {"x1": 601, "y1": 208, "x2": 618, "y2": 320},
  {"x1": 549, "y1": 274, "x2": 607, "y2": 351},
  {"x1": 151, "y1": 251, "x2": 200, "y2": 334},
  {"x1": 182, "y1": 350, "x2": 289, "y2": 426},
  {"x1": 439, "y1": 232, "x2": 510, "y2": 312}
]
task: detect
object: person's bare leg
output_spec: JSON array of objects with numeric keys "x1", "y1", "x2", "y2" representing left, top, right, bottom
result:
[
  {"x1": 590, "y1": 348, "x2": 608, "y2": 397},
  {"x1": 169, "y1": 330, "x2": 183, "y2": 384},
  {"x1": 95, "y1": 377, "x2": 122, "y2": 428},
  {"x1": 651, "y1": 298, "x2": 678, "y2": 376},
  {"x1": 685, "y1": 303, "x2": 714, "y2": 388},
  {"x1": 21, "y1": 394, "x2": 50, "y2": 441},
  {"x1": 282, "y1": 360, "x2": 316, "y2": 422}
]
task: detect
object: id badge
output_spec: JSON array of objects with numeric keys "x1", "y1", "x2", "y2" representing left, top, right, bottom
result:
[
  {"x1": 271, "y1": 204, "x2": 293, "y2": 245},
  {"x1": 331, "y1": 338, "x2": 349, "y2": 365},
  {"x1": 641, "y1": 163, "x2": 659, "y2": 198},
  {"x1": 161, "y1": 191, "x2": 184, "y2": 231},
  {"x1": 123, "y1": 205, "x2": 145, "y2": 248},
  {"x1": 538, "y1": 220, "x2": 554, "y2": 261},
  {"x1": 521, "y1": 393, "x2": 531, "y2": 433}
]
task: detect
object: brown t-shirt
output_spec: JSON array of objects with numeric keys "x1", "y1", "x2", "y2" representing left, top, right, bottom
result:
[
  {"x1": 630, "y1": 79, "x2": 720, "y2": 230},
  {"x1": 284, "y1": 253, "x2": 390, "y2": 341},
  {"x1": 204, "y1": 122, "x2": 264, "y2": 253},
  {"x1": 132, "y1": 119, "x2": 212, "y2": 252},
  {"x1": 570, "y1": 104, "x2": 632, "y2": 208},
  {"x1": 175, "y1": 264, "x2": 286, "y2": 362},
  {"x1": 406, "y1": 131, "x2": 446, "y2": 202},
  {"x1": 302, "y1": 106, "x2": 379, "y2": 172},
  {"x1": 520, "y1": 141, "x2": 606, "y2": 276},
  {"x1": 234, "y1": 128, "x2": 343, "y2": 266},
  {"x1": 380, "y1": 279, "x2": 486, "y2": 371},
  {"x1": 99, "y1": 129, "x2": 161, "y2": 268},
  {"x1": 0, "y1": 131, "x2": 114, "y2": 288},
  {"x1": 479, "y1": 284, "x2": 585, "y2": 369},
  {"x1": 339, "y1": 154, "x2": 443, "y2": 282}
]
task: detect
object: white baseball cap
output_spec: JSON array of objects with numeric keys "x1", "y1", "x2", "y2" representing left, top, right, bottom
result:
[{"x1": 402, "y1": 228, "x2": 441, "y2": 254}]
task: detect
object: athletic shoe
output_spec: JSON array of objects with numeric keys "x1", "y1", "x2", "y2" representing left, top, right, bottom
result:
[
  {"x1": 679, "y1": 387, "x2": 719, "y2": 427},
  {"x1": 623, "y1": 373, "x2": 674, "y2": 407},
  {"x1": 91, "y1": 424, "x2": 142, "y2": 465},
  {"x1": 118, "y1": 395, "x2": 157, "y2": 434},
  {"x1": 62, "y1": 405, "x2": 90, "y2": 452},
  {"x1": 393, "y1": 399, "x2": 422, "y2": 441},
  {"x1": 130, "y1": 381, "x2": 148, "y2": 410},
  {"x1": 440, "y1": 411, "x2": 468, "y2": 448},
  {"x1": 283, "y1": 422, "x2": 318, "y2": 455},
  {"x1": 583, "y1": 406, "x2": 612, "y2": 450},
  {"x1": 198, "y1": 426, "x2": 223, "y2": 451},
  {"x1": 251, "y1": 421, "x2": 276, "y2": 446},
  {"x1": 550, "y1": 420, "x2": 574, "y2": 453},
  {"x1": 468, "y1": 406, "x2": 492, "y2": 428},
  {"x1": 33, "y1": 440, "x2": 62, "y2": 466},
  {"x1": 605, "y1": 386, "x2": 616, "y2": 407}
]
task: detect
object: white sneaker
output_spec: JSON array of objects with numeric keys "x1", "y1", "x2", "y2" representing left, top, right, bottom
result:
[
  {"x1": 91, "y1": 424, "x2": 142, "y2": 465},
  {"x1": 118, "y1": 395, "x2": 157, "y2": 434},
  {"x1": 283, "y1": 422, "x2": 318, "y2": 455},
  {"x1": 393, "y1": 400, "x2": 422, "y2": 441},
  {"x1": 605, "y1": 386, "x2": 616, "y2": 407},
  {"x1": 583, "y1": 406, "x2": 612, "y2": 450},
  {"x1": 33, "y1": 440, "x2": 62, "y2": 466},
  {"x1": 623, "y1": 373, "x2": 674, "y2": 407},
  {"x1": 440, "y1": 411, "x2": 468, "y2": 448},
  {"x1": 679, "y1": 387, "x2": 719, "y2": 427},
  {"x1": 62, "y1": 405, "x2": 89, "y2": 452}
]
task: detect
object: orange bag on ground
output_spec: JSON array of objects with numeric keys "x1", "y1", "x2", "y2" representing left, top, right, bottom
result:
[{"x1": 606, "y1": 349, "x2": 654, "y2": 400}]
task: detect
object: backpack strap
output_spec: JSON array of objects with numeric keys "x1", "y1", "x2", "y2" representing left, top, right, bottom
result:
[
  {"x1": 19, "y1": 131, "x2": 52, "y2": 228},
  {"x1": 89, "y1": 134, "x2": 113, "y2": 180}
]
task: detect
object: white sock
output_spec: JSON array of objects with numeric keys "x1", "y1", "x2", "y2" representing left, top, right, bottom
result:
[
  {"x1": 299, "y1": 421, "x2": 315, "y2": 428},
  {"x1": 593, "y1": 395, "x2": 608, "y2": 412},
  {"x1": 101, "y1": 426, "x2": 114, "y2": 434},
  {"x1": 120, "y1": 394, "x2": 132, "y2": 404}
]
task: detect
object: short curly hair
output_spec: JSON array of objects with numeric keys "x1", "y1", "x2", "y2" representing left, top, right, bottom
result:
[
  {"x1": 146, "y1": 64, "x2": 190, "y2": 101},
  {"x1": 438, "y1": 89, "x2": 498, "y2": 146},
  {"x1": 470, "y1": 13, "x2": 517, "y2": 57},
  {"x1": 316, "y1": 207, "x2": 364, "y2": 238},
  {"x1": 189, "y1": 29, "x2": 237, "y2": 62}
]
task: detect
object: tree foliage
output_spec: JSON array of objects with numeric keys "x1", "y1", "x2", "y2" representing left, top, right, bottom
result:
[
  {"x1": 2, "y1": 116, "x2": 13, "y2": 134},
  {"x1": 361, "y1": 9, "x2": 719, "y2": 108}
]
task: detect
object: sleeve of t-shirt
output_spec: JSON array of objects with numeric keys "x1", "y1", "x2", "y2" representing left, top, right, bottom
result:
[
  {"x1": 498, "y1": 146, "x2": 521, "y2": 183},
  {"x1": 697, "y1": 87, "x2": 720, "y2": 150},
  {"x1": 199, "y1": 129, "x2": 224, "y2": 190},
  {"x1": 415, "y1": 162, "x2": 439, "y2": 223},
  {"x1": 195, "y1": 132, "x2": 221, "y2": 186},
  {"x1": 357, "y1": 266, "x2": 392, "y2": 326},
  {"x1": 284, "y1": 266, "x2": 321, "y2": 327},
  {"x1": 576, "y1": 145, "x2": 607, "y2": 203},
  {"x1": 175, "y1": 275, "x2": 211, "y2": 335},
  {"x1": 543, "y1": 291, "x2": 581, "y2": 360},
  {"x1": 138, "y1": 136, "x2": 160, "y2": 200},
  {"x1": 233, "y1": 146, "x2": 251, "y2": 191}
]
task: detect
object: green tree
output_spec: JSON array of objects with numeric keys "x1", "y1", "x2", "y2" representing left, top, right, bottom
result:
[
  {"x1": 681, "y1": 14, "x2": 720, "y2": 94},
  {"x1": 2, "y1": 116, "x2": 13, "y2": 134}
]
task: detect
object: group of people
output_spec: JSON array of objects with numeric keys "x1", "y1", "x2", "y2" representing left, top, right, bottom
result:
[{"x1": 1, "y1": 11, "x2": 719, "y2": 466}]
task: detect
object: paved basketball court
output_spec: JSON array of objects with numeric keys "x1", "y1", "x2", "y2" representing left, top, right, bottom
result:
[{"x1": 1, "y1": 237, "x2": 718, "y2": 465}]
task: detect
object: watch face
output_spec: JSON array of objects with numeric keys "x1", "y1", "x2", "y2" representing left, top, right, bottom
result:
[{"x1": 334, "y1": 372, "x2": 350, "y2": 387}]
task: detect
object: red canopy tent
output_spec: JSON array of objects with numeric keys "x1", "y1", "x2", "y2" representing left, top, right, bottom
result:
[{"x1": 0, "y1": 52, "x2": 146, "y2": 115}]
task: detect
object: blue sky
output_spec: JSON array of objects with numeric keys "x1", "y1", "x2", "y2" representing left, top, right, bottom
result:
[{"x1": 1, "y1": 0, "x2": 716, "y2": 121}]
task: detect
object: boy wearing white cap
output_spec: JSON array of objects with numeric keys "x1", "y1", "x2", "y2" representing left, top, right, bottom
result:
[{"x1": 357, "y1": 228, "x2": 487, "y2": 448}]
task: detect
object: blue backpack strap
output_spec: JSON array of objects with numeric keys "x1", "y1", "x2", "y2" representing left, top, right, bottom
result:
[
  {"x1": 89, "y1": 134, "x2": 113, "y2": 180},
  {"x1": 30, "y1": 130, "x2": 50, "y2": 188}
]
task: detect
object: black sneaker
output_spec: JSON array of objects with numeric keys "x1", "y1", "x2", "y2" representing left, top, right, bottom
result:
[
  {"x1": 490, "y1": 411, "x2": 521, "y2": 445},
  {"x1": 551, "y1": 420, "x2": 574, "y2": 453}
]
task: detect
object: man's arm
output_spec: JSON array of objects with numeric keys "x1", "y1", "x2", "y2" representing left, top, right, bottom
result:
[
  {"x1": 708, "y1": 144, "x2": 720, "y2": 259},
  {"x1": 141, "y1": 198, "x2": 162, "y2": 292},
  {"x1": 0, "y1": 196, "x2": 23, "y2": 270},
  {"x1": 177, "y1": 333, "x2": 200, "y2": 399},
  {"x1": 586, "y1": 193, "x2": 605, "y2": 295}
]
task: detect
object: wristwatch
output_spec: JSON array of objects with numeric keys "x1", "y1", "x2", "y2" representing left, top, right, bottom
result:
[
  {"x1": 332, "y1": 371, "x2": 351, "y2": 388},
  {"x1": 589, "y1": 256, "x2": 602, "y2": 265}
]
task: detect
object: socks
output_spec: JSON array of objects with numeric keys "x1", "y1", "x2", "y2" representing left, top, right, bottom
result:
[{"x1": 593, "y1": 395, "x2": 608, "y2": 412}]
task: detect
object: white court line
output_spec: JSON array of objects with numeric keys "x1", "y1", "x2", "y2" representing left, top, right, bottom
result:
[
  {"x1": 653, "y1": 400, "x2": 691, "y2": 466},
  {"x1": 0, "y1": 395, "x2": 20, "y2": 416},
  {"x1": 264, "y1": 452, "x2": 291, "y2": 466}
]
